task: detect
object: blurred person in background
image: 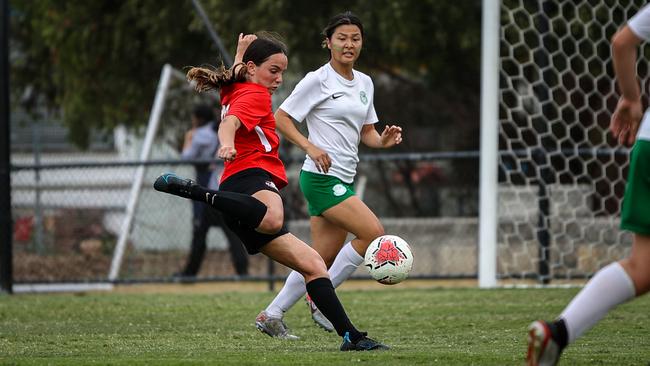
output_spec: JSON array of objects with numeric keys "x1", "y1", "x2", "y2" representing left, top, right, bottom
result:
[
  {"x1": 154, "y1": 32, "x2": 387, "y2": 351},
  {"x1": 256, "y1": 11, "x2": 403, "y2": 335},
  {"x1": 176, "y1": 104, "x2": 248, "y2": 278},
  {"x1": 526, "y1": 4, "x2": 650, "y2": 365}
]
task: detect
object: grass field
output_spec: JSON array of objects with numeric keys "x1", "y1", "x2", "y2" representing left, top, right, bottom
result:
[{"x1": 1, "y1": 283, "x2": 649, "y2": 365}]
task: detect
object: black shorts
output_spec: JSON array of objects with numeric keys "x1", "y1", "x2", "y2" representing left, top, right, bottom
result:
[{"x1": 218, "y1": 168, "x2": 289, "y2": 254}]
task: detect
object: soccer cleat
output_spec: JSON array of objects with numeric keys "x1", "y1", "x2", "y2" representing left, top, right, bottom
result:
[
  {"x1": 305, "y1": 294, "x2": 334, "y2": 332},
  {"x1": 255, "y1": 311, "x2": 299, "y2": 340},
  {"x1": 153, "y1": 173, "x2": 196, "y2": 199},
  {"x1": 340, "y1": 332, "x2": 389, "y2": 351},
  {"x1": 527, "y1": 320, "x2": 561, "y2": 366}
]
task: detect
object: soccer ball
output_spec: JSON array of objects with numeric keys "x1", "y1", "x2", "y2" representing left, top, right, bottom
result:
[{"x1": 364, "y1": 235, "x2": 413, "y2": 285}]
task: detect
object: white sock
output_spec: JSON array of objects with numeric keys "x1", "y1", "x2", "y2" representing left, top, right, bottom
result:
[
  {"x1": 329, "y1": 241, "x2": 364, "y2": 287},
  {"x1": 264, "y1": 242, "x2": 364, "y2": 317},
  {"x1": 560, "y1": 262, "x2": 636, "y2": 344},
  {"x1": 265, "y1": 270, "x2": 305, "y2": 319}
]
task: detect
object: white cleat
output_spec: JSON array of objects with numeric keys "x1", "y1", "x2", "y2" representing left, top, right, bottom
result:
[
  {"x1": 305, "y1": 295, "x2": 334, "y2": 332},
  {"x1": 527, "y1": 320, "x2": 561, "y2": 366},
  {"x1": 255, "y1": 311, "x2": 299, "y2": 340}
]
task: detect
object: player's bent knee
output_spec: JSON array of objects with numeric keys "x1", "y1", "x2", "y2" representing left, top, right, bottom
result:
[
  {"x1": 360, "y1": 222, "x2": 385, "y2": 243},
  {"x1": 300, "y1": 255, "x2": 328, "y2": 281},
  {"x1": 258, "y1": 213, "x2": 284, "y2": 234}
]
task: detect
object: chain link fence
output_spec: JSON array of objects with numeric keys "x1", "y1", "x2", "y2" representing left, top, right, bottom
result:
[{"x1": 11, "y1": 154, "x2": 479, "y2": 284}]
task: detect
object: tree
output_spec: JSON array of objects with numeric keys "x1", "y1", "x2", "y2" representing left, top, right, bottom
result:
[{"x1": 10, "y1": 0, "x2": 482, "y2": 152}]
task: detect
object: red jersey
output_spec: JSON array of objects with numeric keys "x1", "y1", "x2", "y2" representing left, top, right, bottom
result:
[{"x1": 218, "y1": 82, "x2": 288, "y2": 189}]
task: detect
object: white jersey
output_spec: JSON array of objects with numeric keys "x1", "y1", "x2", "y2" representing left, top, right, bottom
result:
[
  {"x1": 628, "y1": 4, "x2": 650, "y2": 141},
  {"x1": 279, "y1": 62, "x2": 378, "y2": 183}
]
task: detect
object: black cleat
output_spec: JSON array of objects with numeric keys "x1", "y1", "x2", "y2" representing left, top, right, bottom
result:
[
  {"x1": 153, "y1": 173, "x2": 196, "y2": 199},
  {"x1": 340, "y1": 332, "x2": 389, "y2": 351}
]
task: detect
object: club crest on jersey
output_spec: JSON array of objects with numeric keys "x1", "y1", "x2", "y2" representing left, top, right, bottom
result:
[
  {"x1": 332, "y1": 184, "x2": 347, "y2": 197},
  {"x1": 265, "y1": 181, "x2": 277, "y2": 190},
  {"x1": 371, "y1": 237, "x2": 406, "y2": 268},
  {"x1": 359, "y1": 91, "x2": 368, "y2": 105}
]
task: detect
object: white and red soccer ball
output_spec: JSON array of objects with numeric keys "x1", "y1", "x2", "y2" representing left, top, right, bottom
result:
[{"x1": 364, "y1": 235, "x2": 413, "y2": 285}]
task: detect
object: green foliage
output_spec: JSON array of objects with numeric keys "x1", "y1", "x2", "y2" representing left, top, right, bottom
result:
[
  {"x1": 10, "y1": 0, "x2": 482, "y2": 149},
  {"x1": 1, "y1": 287, "x2": 649, "y2": 364},
  {"x1": 10, "y1": 0, "x2": 215, "y2": 148}
]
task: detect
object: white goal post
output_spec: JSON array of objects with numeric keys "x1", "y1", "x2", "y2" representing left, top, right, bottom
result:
[
  {"x1": 109, "y1": 64, "x2": 186, "y2": 281},
  {"x1": 480, "y1": 0, "x2": 645, "y2": 287}
]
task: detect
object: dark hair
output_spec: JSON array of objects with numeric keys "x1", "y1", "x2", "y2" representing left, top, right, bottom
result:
[
  {"x1": 187, "y1": 33, "x2": 287, "y2": 93},
  {"x1": 322, "y1": 11, "x2": 364, "y2": 41},
  {"x1": 192, "y1": 104, "x2": 215, "y2": 126},
  {"x1": 243, "y1": 32, "x2": 288, "y2": 66}
]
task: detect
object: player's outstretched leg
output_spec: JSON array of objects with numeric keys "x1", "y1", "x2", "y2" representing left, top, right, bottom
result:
[
  {"x1": 526, "y1": 320, "x2": 566, "y2": 366},
  {"x1": 154, "y1": 173, "x2": 268, "y2": 230}
]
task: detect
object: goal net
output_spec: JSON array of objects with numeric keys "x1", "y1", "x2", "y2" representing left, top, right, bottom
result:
[{"x1": 491, "y1": 0, "x2": 648, "y2": 285}]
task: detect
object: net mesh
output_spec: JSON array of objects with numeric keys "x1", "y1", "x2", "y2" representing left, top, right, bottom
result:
[{"x1": 496, "y1": 0, "x2": 649, "y2": 283}]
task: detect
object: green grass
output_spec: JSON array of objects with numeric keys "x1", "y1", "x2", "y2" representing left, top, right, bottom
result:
[{"x1": 0, "y1": 287, "x2": 649, "y2": 365}]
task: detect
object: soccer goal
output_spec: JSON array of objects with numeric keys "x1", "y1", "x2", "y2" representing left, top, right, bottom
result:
[
  {"x1": 479, "y1": 0, "x2": 647, "y2": 287},
  {"x1": 108, "y1": 64, "x2": 222, "y2": 281}
]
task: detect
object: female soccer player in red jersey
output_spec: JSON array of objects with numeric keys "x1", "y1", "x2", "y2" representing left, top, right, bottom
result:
[{"x1": 154, "y1": 33, "x2": 387, "y2": 351}]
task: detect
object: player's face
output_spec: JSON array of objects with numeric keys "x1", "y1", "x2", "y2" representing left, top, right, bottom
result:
[
  {"x1": 247, "y1": 53, "x2": 288, "y2": 94},
  {"x1": 327, "y1": 24, "x2": 363, "y2": 66}
]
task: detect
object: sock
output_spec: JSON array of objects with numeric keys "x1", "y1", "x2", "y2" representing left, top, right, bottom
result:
[
  {"x1": 329, "y1": 242, "x2": 364, "y2": 287},
  {"x1": 559, "y1": 262, "x2": 636, "y2": 344},
  {"x1": 265, "y1": 271, "x2": 305, "y2": 318},
  {"x1": 190, "y1": 185, "x2": 267, "y2": 229},
  {"x1": 305, "y1": 277, "x2": 363, "y2": 342},
  {"x1": 265, "y1": 241, "x2": 365, "y2": 318},
  {"x1": 550, "y1": 318, "x2": 568, "y2": 350}
]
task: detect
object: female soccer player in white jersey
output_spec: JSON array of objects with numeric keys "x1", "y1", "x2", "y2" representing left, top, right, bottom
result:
[
  {"x1": 254, "y1": 12, "x2": 403, "y2": 337},
  {"x1": 526, "y1": 4, "x2": 650, "y2": 365}
]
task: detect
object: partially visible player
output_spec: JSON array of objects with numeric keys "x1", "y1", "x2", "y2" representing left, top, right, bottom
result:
[
  {"x1": 155, "y1": 32, "x2": 388, "y2": 351},
  {"x1": 526, "y1": 5, "x2": 650, "y2": 365},
  {"x1": 255, "y1": 11, "x2": 403, "y2": 336}
]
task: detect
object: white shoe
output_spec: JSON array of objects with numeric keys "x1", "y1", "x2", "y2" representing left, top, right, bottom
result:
[
  {"x1": 305, "y1": 295, "x2": 334, "y2": 332},
  {"x1": 255, "y1": 311, "x2": 299, "y2": 340},
  {"x1": 527, "y1": 320, "x2": 561, "y2": 366}
]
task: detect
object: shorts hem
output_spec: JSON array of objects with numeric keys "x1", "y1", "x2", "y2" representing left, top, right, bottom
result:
[
  {"x1": 308, "y1": 195, "x2": 353, "y2": 216},
  {"x1": 620, "y1": 223, "x2": 650, "y2": 236}
]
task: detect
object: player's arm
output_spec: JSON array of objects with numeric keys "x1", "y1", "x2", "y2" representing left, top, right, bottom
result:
[
  {"x1": 610, "y1": 26, "x2": 645, "y2": 146},
  {"x1": 232, "y1": 33, "x2": 257, "y2": 75},
  {"x1": 217, "y1": 115, "x2": 241, "y2": 161},
  {"x1": 360, "y1": 124, "x2": 403, "y2": 149},
  {"x1": 275, "y1": 108, "x2": 331, "y2": 173}
]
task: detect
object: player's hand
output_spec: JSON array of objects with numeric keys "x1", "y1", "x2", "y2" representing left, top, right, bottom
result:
[
  {"x1": 379, "y1": 125, "x2": 403, "y2": 148},
  {"x1": 235, "y1": 33, "x2": 257, "y2": 59},
  {"x1": 610, "y1": 97, "x2": 643, "y2": 146},
  {"x1": 218, "y1": 146, "x2": 237, "y2": 161},
  {"x1": 306, "y1": 145, "x2": 331, "y2": 173}
]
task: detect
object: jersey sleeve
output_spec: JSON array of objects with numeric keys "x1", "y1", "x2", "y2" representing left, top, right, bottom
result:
[
  {"x1": 629, "y1": 4, "x2": 650, "y2": 41},
  {"x1": 364, "y1": 77, "x2": 379, "y2": 125},
  {"x1": 226, "y1": 89, "x2": 270, "y2": 131},
  {"x1": 279, "y1": 71, "x2": 324, "y2": 122}
]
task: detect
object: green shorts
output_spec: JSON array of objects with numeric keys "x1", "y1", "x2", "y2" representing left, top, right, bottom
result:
[
  {"x1": 299, "y1": 170, "x2": 355, "y2": 216},
  {"x1": 620, "y1": 140, "x2": 650, "y2": 235}
]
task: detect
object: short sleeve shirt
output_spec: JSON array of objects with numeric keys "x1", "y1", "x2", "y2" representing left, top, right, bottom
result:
[
  {"x1": 219, "y1": 82, "x2": 287, "y2": 189},
  {"x1": 279, "y1": 63, "x2": 378, "y2": 183}
]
